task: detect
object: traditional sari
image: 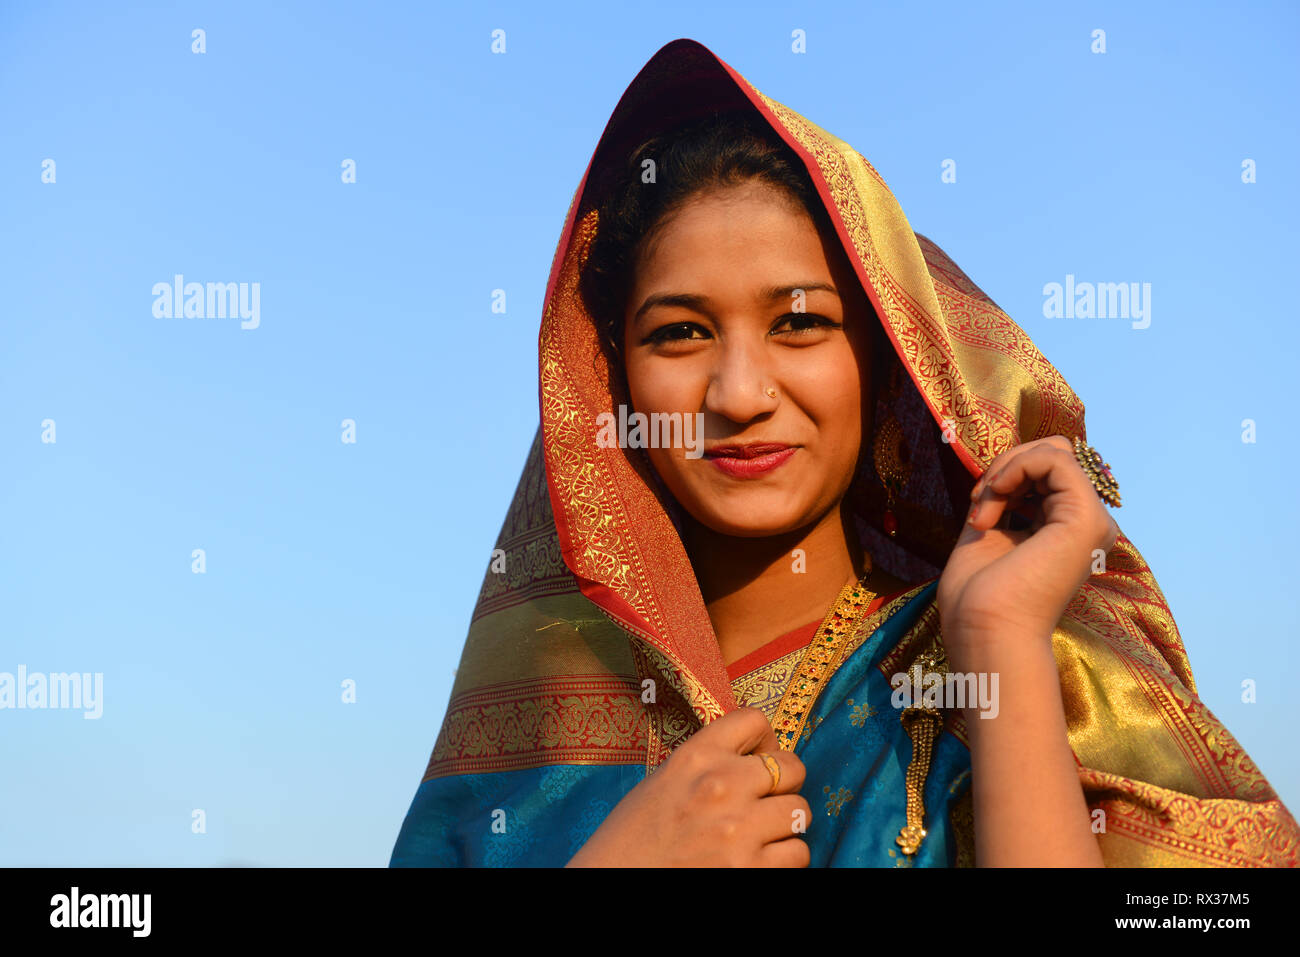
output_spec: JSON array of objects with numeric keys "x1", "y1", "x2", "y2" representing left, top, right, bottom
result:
[{"x1": 391, "y1": 38, "x2": 1299, "y2": 867}]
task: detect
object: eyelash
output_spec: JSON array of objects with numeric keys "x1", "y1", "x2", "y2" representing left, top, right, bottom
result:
[{"x1": 642, "y1": 314, "x2": 842, "y2": 345}]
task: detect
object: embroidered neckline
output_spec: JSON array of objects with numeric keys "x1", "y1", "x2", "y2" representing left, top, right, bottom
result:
[{"x1": 770, "y1": 574, "x2": 879, "y2": 751}]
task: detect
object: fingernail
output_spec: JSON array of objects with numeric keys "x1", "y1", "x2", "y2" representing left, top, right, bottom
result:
[{"x1": 967, "y1": 502, "x2": 979, "y2": 524}]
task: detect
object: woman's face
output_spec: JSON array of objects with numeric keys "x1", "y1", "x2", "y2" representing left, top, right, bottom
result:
[{"x1": 622, "y1": 180, "x2": 874, "y2": 538}]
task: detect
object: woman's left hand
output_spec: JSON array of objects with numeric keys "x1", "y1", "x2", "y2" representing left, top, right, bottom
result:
[{"x1": 936, "y1": 435, "x2": 1119, "y2": 662}]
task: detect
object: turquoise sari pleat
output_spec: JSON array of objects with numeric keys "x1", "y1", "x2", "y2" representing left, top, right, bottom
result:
[{"x1": 390, "y1": 583, "x2": 971, "y2": 867}]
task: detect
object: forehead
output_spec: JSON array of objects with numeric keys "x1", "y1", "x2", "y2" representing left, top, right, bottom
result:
[{"x1": 632, "y1": 183, "x2": 834, "y2": 291}]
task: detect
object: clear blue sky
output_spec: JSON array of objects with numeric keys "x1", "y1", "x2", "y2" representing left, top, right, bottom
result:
[{"x1": 2, "y1": 1, "x2": 1295, "y2": 865}]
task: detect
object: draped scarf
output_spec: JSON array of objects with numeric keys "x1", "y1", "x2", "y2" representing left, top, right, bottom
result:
[{"x1": 391, "y1": 38, "x2": 1299, "y2": 867}]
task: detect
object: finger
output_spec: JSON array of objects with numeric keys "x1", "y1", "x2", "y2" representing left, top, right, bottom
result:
[
  {"x1": 987, "y1": 443, "x2": 1109, "y2": 541},
  {"x1": 757, "y1": 836, "x2": 811, "y2": 868},
  {"x1": 699, "y1": 706, "x2": 779, "y2": 756},
  {"x1": 741, "y1": 747, "x2": 806, "y2": 797},
  {"x1": 977, "y1": 442, "x2": 1066, "y2": 509},
  {"x1": 754, "y1": 723, "x2": 781, "y2": 755},
  {"x1": 751, "y1": 793, "x2": 812, "y2": 843},
  {"x1": 976, "y1": 473, "x2": 1054, "y2": 530},
  {"x1": 1103, "y1": 515, "x2": 1120, "y2": 552},
  {"x1": 969, "y1": 444, "x2": 1085, "y2": 531},
  {"x1": 963, "y1": 448, "x2": 1116, "y2": 594},
  {"x1": 969, "y1": 436, "x2": 1068, "y2": 502}
]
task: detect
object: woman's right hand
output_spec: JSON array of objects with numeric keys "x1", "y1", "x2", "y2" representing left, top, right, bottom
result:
[{"x1": 566, "y1": 707, "x2": 810, "y2": 867}]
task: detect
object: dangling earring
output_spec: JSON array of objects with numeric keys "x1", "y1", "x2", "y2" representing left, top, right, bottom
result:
[{"x1": 872, "y1": 365, "x2": 912, "y2": 538}]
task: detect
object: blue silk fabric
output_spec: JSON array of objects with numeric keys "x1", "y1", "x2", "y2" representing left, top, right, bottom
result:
[{"x1": 390, "y1": 582, "x2": 972, "y2": 867}]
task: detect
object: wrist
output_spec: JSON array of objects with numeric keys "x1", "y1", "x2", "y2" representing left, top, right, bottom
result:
[{"x1": 943, "y1": 622, "x2": 1059, "y2": 679}]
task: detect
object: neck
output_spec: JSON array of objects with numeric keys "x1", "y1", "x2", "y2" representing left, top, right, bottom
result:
[{"x1": 685, "y1": 501, "x2": 868, "y2": 668}]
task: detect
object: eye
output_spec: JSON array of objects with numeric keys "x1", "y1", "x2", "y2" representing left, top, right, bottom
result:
[
  {"x1": 642, "y1": 321, "x2": 711, "y2": 345},
  {"x1": 771, "y1": 313, "x2": 842, "y2": 336}
]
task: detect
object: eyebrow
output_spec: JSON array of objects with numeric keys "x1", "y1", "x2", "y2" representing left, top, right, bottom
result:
[{"x1": 631, "y1": 280, "x2": 839, "y2": 325}]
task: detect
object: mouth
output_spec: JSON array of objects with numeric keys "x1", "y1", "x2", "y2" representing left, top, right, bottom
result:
[{"x1": 703, "y1": 443, "x2": 798, "y2": 479}]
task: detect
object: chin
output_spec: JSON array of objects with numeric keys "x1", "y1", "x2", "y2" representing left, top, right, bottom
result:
[
  {"x1": 699, "y1": 519, "x2": 805, "y2": 539},
  {"x1": 684, "y1": 494, "x2": 818, "y2": 539}
]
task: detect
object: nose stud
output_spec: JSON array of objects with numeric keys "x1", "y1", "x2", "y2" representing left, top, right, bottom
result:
[{"x1": 764, "y1": 387, "x2": 778, "y2": 399}]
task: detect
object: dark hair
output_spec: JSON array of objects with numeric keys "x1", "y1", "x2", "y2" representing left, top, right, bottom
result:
[{"x1": 579, "y1": 110, "x2": 843, "y2": 364}]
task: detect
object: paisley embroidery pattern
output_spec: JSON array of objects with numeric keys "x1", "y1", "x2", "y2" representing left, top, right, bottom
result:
[{"x1": 731, "y1": 646, "x2": 807, "y2": 720}]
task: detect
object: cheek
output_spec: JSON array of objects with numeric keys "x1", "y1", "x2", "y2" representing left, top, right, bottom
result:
[
  {"x1": 624, "y1": 357, "x2": 700, "y2": 479},
  {"x1": 792, "y1": 348, "x2": 864, "y2": 449},
  {"x1": 828, "y1": 391, "x2": 864, "y2": 469},
  {"x1": 625, "y1": 356, "x2": 703, "y2": 416}
]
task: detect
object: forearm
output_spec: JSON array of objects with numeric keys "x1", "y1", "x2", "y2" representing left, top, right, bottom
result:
[{"x1": 949, "y1": 628, "x2": 1104, "y2": 867}]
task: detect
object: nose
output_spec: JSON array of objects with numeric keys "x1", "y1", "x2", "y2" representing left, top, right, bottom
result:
[{"x1": 703, "y1": 337, "x2": 776, "y2": 424}]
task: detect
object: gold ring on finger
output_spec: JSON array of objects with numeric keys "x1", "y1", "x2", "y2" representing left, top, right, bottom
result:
[{"x1": 755, "y1": 751, "x2": 781, "y2": 795}]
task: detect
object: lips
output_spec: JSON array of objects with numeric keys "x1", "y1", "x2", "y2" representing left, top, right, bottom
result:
[{"x1": 704, "y1": 444, "x2": 798, "y2": 478}]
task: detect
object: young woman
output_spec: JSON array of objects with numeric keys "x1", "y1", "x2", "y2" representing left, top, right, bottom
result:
[{"x1": 390, "y1": 39, "x2": 1298, "y2": 867}]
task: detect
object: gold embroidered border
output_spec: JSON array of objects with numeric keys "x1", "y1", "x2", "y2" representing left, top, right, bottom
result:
[
  {"x1": 540, "y1": 207, "x2": 738, "y2": 722},
  {"x1": 1082, "y1": 768, "x2": 1300, "y2": 867},
  {"x1": 770, "y1": 579, "x2": 878, "y2": 751},
  {"x1": 424, "y1": 676, "x2": 647, "y2": 779},
  {"x1": 631, "y1": 642, "x2": 705, "y2": 772}
]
